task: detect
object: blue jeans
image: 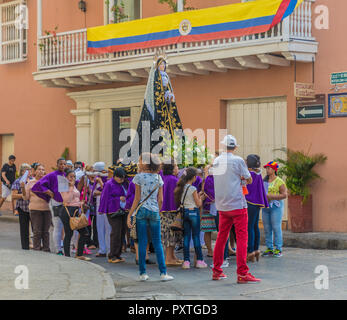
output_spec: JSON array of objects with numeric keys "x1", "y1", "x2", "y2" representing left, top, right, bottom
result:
[
  {"x1": 183, "y1": 208, "x2": 203, "y2": 262},
  {"x1": 262, "y1": 201, "x2": 284, "y2": 251},
  {"x1": 247, "y1": 204, "x2": 260, "y2": 253},
  {"x1": 136, "y1": 207, "x2": 167, "y2": 275}
]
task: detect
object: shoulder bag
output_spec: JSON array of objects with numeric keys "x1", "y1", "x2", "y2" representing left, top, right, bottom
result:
[
  {"x1": 67, "y1": 205, "x2": 89, "y2": 231},
  {"x1": 170, "y1": 185, "x2": 191, "y2": 232},
  {"x1": 130, "y1": 175, "x2": 161, "y2": 240}
]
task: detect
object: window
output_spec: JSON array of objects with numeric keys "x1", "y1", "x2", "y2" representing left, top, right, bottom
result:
[
  {"x1": 106, "y1": 0, "x2": 141, "y2": 24},
  {"x1": 0, "y1": 0, "x2": 27, "y2": 64}
]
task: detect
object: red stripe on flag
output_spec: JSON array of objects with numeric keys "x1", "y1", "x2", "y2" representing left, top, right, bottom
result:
[{"x1": 270, "y1": 0, "x2": 291, "y2": 28}]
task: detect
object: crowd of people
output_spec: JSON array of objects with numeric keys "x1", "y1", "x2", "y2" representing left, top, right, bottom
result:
[{"x1": 1, "y1": 134, "x2": 288, "y2": 283}]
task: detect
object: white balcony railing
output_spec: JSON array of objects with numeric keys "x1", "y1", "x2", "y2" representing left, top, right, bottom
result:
[{"x1": 37, "y1": 0, "x2": 315, "y2": 71}]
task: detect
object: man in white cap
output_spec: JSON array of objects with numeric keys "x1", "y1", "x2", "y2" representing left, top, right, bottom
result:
[
  {"x1": 212, "y1": 135, "x2": 261, "y2": 283},
  {"x1": 93, "y1": 162, "x2": 111, "y2": 258}
]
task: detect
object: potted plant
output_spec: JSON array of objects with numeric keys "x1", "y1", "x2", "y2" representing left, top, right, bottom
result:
[
  {"x1": 276, "y1": 148, "x2": 327, "y2": 233},
  {"x1": 105, "y1": 0, "x2": 129, "y2": 23}
]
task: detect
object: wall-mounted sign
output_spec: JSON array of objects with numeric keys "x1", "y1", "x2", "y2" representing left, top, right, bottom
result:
[
  {"x1": 328, "y1": 93, "x2": 347, "y2": 118},
  {"x1": 294, "y1": 82, "x2": 315, "y2": 98},
  {"x1": 331, "y1": 72, "x2": 347, "y2": 85},
  {"x1": 296, "y1": 94, "x2": 326, "y2": 124},
  {"x1": 119, "y1": 116, "x2": 131, "y2": 129}
]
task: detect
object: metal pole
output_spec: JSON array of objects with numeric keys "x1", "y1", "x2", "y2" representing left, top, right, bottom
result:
[{"x1": 177, "y1": 0, "x2": 184, "y2": 12}]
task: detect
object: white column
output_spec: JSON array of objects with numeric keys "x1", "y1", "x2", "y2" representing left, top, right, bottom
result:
[
  {"x1": 70, "y1": 108, "x2": 93, "y2": 164},
  {"x1": 177, "y1": 0, "x2": 184, "y2": 12},
  {"x1": 99, "y1": 109, "x2": 113, "y2": 167}
]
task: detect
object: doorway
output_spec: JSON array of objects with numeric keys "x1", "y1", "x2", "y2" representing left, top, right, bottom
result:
[{"x1": 112, "y1": 109, "x2": 131, "y2": 164}]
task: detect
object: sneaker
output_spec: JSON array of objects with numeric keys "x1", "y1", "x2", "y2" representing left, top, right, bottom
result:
[
  {"x1": 56, "y1": 251, "x2": 63, "y2": 256},
  {"x1": 210, "y1": 260, "x2": 229, "y2": 268},
  {"x1": 237, "y1": 273, "x2": 261, "y2": 284},
  {"x1": 196, "y1": 260, "x2": 207, "y2": 268},
  {"x1": 212, "y1": 272, "x2": 228, "y2": 280},
  {"x1": 262, "y1": 248, "x2": 273, "y2": 257},
  {"x1": 222, "y1": 260, "x2": 229, "y2": 268},
  {"x1": 83, "y1": 247, "x2": 92, "y2": 255},
  {"x1": 139, "y1": 274, "x2": 149, "y2": 281},
  {"x1": 273, "y1": 249, "x2": 282, "y2": 257},
  {"x1": 182, "y1": 261, "x2": 190, "y2": 269},
  {"x1": 160, "y1": 273, "x2": 174, "y2": 281}
]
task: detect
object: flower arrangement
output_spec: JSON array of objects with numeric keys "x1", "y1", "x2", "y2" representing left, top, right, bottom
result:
[
  {"x1": 35, "y1": 26, "x2": 59, "y2": 52},
  {"x1": 158, "y1": 0, "x2": 195, "y2": 12},
  {"x1": 106, "y1": 0, "x2": 129, "y2": 23},
  {"x1": 161, "y1": 135, "x2": 214, "y2": 169}
]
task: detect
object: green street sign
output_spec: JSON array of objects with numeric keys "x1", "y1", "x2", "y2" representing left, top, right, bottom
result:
[
  {"x1": 297, "y1": 105, "x2": 324, "y2": 120},
  {"x1": 331, "y1": 72, "x2": 347, "y2": 85}
]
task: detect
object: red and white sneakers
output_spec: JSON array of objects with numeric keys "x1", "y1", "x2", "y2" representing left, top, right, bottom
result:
[
  {"x1": 237, "y1": 273, "x2": 261, "y2": 284},
  {"x1": 212, "y1": 272, "x2": 228, "y2": 281}
]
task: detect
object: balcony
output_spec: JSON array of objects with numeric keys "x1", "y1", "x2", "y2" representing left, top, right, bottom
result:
[{"x1": 33, "y1": 0, "x2": 318, "y2": 88}]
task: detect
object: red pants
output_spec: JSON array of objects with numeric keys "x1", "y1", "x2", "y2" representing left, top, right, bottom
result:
[{"x1": 213, "y1": 209, "x2": 249, "y2": 276}]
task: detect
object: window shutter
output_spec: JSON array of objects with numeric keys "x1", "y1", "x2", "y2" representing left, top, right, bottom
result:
[{"x1": 0, "y1": 0, "x2": 27, "y2": 64}]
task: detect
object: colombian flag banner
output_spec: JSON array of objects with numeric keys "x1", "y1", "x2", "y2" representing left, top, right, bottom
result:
[{"x1": 87, "y1": 0, "x2": 303, "y2": 54}]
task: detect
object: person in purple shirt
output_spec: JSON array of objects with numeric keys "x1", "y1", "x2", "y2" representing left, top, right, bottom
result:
[
  {"x1": 99, "y1": 167, "x2": 128, "y2": 263},
  {"x1": 245, "y1": 155, "x2": 269, "y2": 262},
  {"x1": 201, "y1": 170, "x2": 217, "y2": 257},
  {"x1": 160, "y1": 161, "x2": 183, "y2": 266},
  {"x1": 31, "y1": 157, "x2": 66, "y2": 255}
]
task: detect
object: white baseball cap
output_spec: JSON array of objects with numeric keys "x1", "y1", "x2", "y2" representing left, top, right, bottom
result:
[
  {"x1": 221, "y1": 135, "x2": 239, "y2": 148},
  {"x1": 66, "y1": 160, "x2": 73, "y2": 166},
  {"x1": 93, "y1": 162, "x2": 105, "y2": 172}
]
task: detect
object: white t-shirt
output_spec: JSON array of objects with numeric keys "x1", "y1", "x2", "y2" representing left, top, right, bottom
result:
[
  {"x1": 212, "y1": 152, "x2": 251, "y2": 212},
  {"x1": 181, "y1": 184, "x2": 197, "y2": 209}
]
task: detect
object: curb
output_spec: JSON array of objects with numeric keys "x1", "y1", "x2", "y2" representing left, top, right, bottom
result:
[
  {"x1": 85, "y1": 261, "x2": 117, "y2": 300},
  {"x1": 212, "y1": 230, "x2": 347, "y2": 250},
  {"x1": 0, "y1": 216, "x2": 19, "y2": 224}
]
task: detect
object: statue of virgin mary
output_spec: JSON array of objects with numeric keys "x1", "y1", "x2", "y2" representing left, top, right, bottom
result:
[{"x1": 126, "y1": 53, "x2": 184, "y2": 161}]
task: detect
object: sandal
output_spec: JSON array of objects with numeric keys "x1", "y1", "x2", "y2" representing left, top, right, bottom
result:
[
  {"x1": 108, "y1": 258, "x2": 122, "y2": 264},
  {"x1": 166, "y1": 261, "x2": 182, "y2": 267}
]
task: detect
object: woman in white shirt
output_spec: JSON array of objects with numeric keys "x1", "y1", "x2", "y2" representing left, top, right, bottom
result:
[{"x1": 174, "y1": 167, "x2": 207, "y2": 269}]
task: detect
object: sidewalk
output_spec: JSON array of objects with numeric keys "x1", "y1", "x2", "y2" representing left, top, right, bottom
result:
[{"x1": 0, "y1": 249, "x2": 116, "y2": 300}]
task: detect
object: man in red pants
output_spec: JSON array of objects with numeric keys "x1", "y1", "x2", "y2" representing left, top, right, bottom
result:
[{"x1": 212, "y1": 135, "x2": 261, "y2": 283}]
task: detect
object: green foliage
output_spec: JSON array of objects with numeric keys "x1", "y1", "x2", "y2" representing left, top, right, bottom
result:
[
  {"x1": 51, "y1": 148, "x2": 70, "y2": 171},
  {"x1": 158, "y1": 0, "x2": 195, "y2": 12},
  {"x1": 275, "y1": 148, "x2": 327, "y2": 202},
  {"x1": 61, "y1": 147, "x2": 70, "y2": 160},
  {"x1": 106, "y1": 0, "x2": 129, "y2": 23},
  {"x1": 161, "y1": 136, "x2": 214, "y2": 169}
]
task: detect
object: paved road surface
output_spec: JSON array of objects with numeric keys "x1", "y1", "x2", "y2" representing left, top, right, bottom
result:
[{"x1": 1, "y1": 221, "x2": 346, "y2": 300}]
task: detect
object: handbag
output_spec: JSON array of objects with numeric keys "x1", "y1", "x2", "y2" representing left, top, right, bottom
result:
[
  {"x1": 130, "y1": 176, "x2": 161, "y2": 240},
  {"x1": 66, "y1": 205, "x2": 89, "y2": 231},
  {"x1": 109, "y1": 208, "x2": 126, "y2": 219},
  {"x1": 170, "y1": 185, "x2": 191, "y2": 232},
  {"x1": 52, "y1": 205, "x2": 64, "y2": 217}
]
